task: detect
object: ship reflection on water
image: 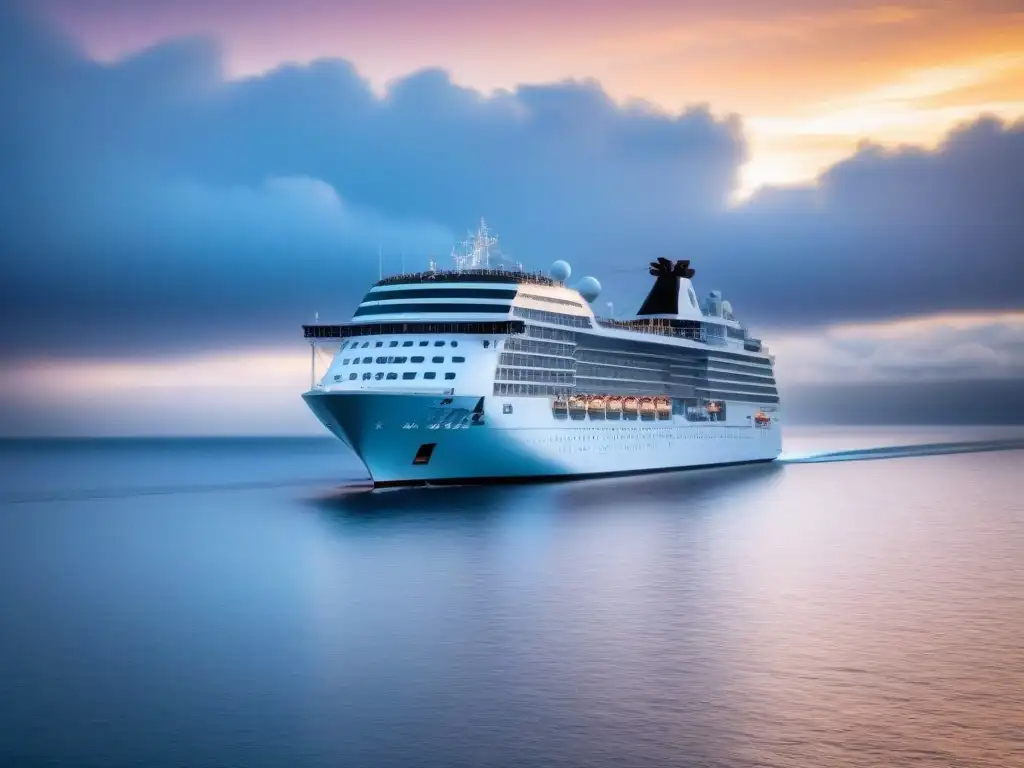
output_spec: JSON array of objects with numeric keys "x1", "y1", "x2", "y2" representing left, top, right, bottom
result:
[{"x1": 310, "y1": 461, "x2": 782, "y2": 520}]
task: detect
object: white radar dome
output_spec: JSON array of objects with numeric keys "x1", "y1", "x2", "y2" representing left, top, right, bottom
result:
[
  {"x1": 577, "y1": 276, "x2": 602, "y2": 303},
  {"x1": 721, "y1": 300, "x2": 733, "y2": 315},
  {"x1": 550, "y1": 260, "x2": 572, "y2": 282}
]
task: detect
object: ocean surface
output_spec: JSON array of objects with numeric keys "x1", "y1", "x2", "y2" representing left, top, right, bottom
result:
[{"x1": 1, "y1": 427, "x2": 1022, "y2": 768}]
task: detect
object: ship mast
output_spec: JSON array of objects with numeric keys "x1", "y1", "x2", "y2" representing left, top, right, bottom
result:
[{"x1": 453, "y1": 218, "x2": 499, "y2": 271}]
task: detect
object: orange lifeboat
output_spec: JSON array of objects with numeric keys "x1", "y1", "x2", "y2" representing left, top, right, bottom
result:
[
  {"x1": 639, "y1": 396, "x2": 656, "y2": 415},
  {"x1": 623, "y1": 396, "x2": 639, "y2": 414},
  {"x1": 568, "y1": 395, "x2": 587, "y2": 412},
  {"x1": 588, "y1": 394, "x2": 606, "y2": 411},
  {"x1": 706, "y1": 401, "x2": 721, "y2": 414},
  {"x1": 654, "y1": 396, "x2": 671, "y2": 417},
  {"x1": 754, "y1": 410, "x2": 771, "y2": 426},
  {"x1": 552, "y1": 395, "x2": 568, "y2": 412},
  {"x1": 606, "y1": 395, "x2": 623, "y2": 414}
]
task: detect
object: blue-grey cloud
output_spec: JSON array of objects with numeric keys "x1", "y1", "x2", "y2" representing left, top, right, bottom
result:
[{"x1": 0, "y1": 0, "x2": 1020, "y2": 361}]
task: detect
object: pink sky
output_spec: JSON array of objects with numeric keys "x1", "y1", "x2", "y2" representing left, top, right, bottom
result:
[{"x1": 39, "y1": 0, "x2": 1024, "y2": 194}]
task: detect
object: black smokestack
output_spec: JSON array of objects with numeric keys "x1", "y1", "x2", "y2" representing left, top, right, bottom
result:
[{"x1": 636, "y1": 258, "x2": 695, "y2": 316}]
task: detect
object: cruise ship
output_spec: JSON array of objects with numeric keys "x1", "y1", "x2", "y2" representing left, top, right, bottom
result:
[{"x1": 302, "y1": 220, "x2": 781, "y2": 486}]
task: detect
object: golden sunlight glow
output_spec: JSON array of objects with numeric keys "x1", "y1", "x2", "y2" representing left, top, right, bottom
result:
[
  {"x1": 735, "y1": 53, "x2": 1024, "y2": 196},
  {"x1": 0, "y1": 349, "x2": 310, "y2": 394}
]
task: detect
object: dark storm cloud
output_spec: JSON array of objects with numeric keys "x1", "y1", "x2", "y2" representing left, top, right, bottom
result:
[
  {"x1": 706, "y1": 120, "x2": 1024, "y2": 326},
  {"x1": 0, "y1": 0, "x2": 1020, "y2": 360}
]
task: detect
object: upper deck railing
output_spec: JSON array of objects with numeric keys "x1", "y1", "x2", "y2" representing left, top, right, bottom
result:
[
  {"x1": 597, "y1": 318, "x2": 770, "y2": 356},
  {"x1": 374, "y1": 268, "x2": 558, "y2": 288},
  {"x1": 596, "y1": 317, "x2": 707, "y2": 343}
]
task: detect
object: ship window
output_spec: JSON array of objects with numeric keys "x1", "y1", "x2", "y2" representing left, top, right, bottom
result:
[
  {"x1": 386, "y1": 372, "x2": 398, "y2": 380},
  {"x1": 342, "y1": 358, "x2": 350, "y2": 365},
  {"x1": 402, "y1": 372, "x2": 417, "y2": 380},
  {"x1": 361, "y1": 342, "x2": 369, "y2": 348},
  {"x1": 375, "y1": 372, "x2": 384, "y2": 380},
  {"x1": 376, "y1": 356, "x2": 387, "y2": 364},
  {"x1": 452, "y1": 356, "x2": 465, "y2": 363},
  {"x1": 434, "y1": 341, "x2": 444, "y2": 347},
  {"x1": 389, "y1": 341, "x2": 399, "y2": 348},
  {"x1": 419, "y1": 341, "x2": 429, "y2": 347},
  {"x1": 483, "y1": 340, "x2": 490, "y2": 348},
  {"x1": 333, "y1": 375, "x2": 341, "y2": 381},
  {"x1": 445, "y1": 372, "x2": 456, "y2": 380},
  {"x1": 432, "y1": 356, "x2": 443, "y2": 363},
  {"x1": 375, "y1": 341, "x2": 383, "y2": 347},
  {"x1": 395, "y1": 356, "x2": 407, "y2": 364},
  {"x1": 402, "y1": 341, "x2": 413, "y2": 347},
  {"x1": 348, "y1": 373, "x2": 357, "y2": 380},
  {"x1": 362, "y1": 356, "x2": 371, "y2": 364},
  {"x1": 363, "y1": 372, "x2": 372, "y2": 380},
  {"x1": 451, "y1": 341, "x2": 459, "y2": 347},
  {"x1": 424, "y1": 372, "x2": 437, "y2": 380},
  {"x1": 411, "y1": 356, "x2": 424, "y2": 363}
]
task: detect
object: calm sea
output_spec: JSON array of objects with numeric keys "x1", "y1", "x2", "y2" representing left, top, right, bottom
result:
[{"x1": 1, "y1": 427, "x2": 1022, "y2": 767}]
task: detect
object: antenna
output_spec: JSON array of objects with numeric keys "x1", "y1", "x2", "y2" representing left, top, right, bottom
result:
[
  {"x1": 606, "y1": 301, "x2": 614, "y2": 318},
  {"x1": 401, "y1": 250, "x2": 405, "y2": 274},
  {"x1": 378, "y1": 245, "x2": 382, "y2": 280}
]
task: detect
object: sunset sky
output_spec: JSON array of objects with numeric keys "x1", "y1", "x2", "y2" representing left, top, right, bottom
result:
[
  {"x1": 39, "y1": 0, "x2": 1024, "y2": 194},
  {"x1": 0, "y1": 0, "x2": 1021, "y2": 434}
]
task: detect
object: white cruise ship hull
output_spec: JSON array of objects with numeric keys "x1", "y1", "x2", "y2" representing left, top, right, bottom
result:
[{"x1": 304, "y1": 390, "x2": 781, "y2": 486}]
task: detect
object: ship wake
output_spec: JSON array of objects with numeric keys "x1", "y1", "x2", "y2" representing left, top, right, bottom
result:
[{"x1": 779, "y1": 438, "x2": 1024, "y2": 465}]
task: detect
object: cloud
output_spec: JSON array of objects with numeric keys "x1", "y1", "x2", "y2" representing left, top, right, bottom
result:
[
  {"x1": 0, "y1": 0, "x2": 1021, "y2": 366},
  {"x1": 770, "y1": 311, "x2": 1024, "y2": 386}
]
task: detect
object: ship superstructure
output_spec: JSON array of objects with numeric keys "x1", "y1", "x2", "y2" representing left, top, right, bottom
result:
[{"x1": 302, "y1": 220, "x2": 781, "y2": 485}]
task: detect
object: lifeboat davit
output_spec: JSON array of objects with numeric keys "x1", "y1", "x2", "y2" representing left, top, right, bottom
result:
[
  {"x1": 754, "y1": 410, "x2": 771, "y2": 426},
  {"x1": 639, "y1": 396, "x2": 656, "y2": 414},
  {"x1": 552, "y1": 395, "x2": 568, "y2": 412},
  {"x1": 623, "y1": 396, "x2": 639, "y2": 414},
  {"x1": 606, "y1": 395, "x2": 623, "y2": 413}
]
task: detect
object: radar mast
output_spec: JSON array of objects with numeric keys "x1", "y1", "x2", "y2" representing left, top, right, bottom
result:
[{"x1": 452, "y1": 218, "x2": 519, "y2": 271}]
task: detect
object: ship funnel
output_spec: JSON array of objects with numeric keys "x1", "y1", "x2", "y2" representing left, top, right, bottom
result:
[{"x1": 636, "y1": 258, "x2": 697, "y2": 316}]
